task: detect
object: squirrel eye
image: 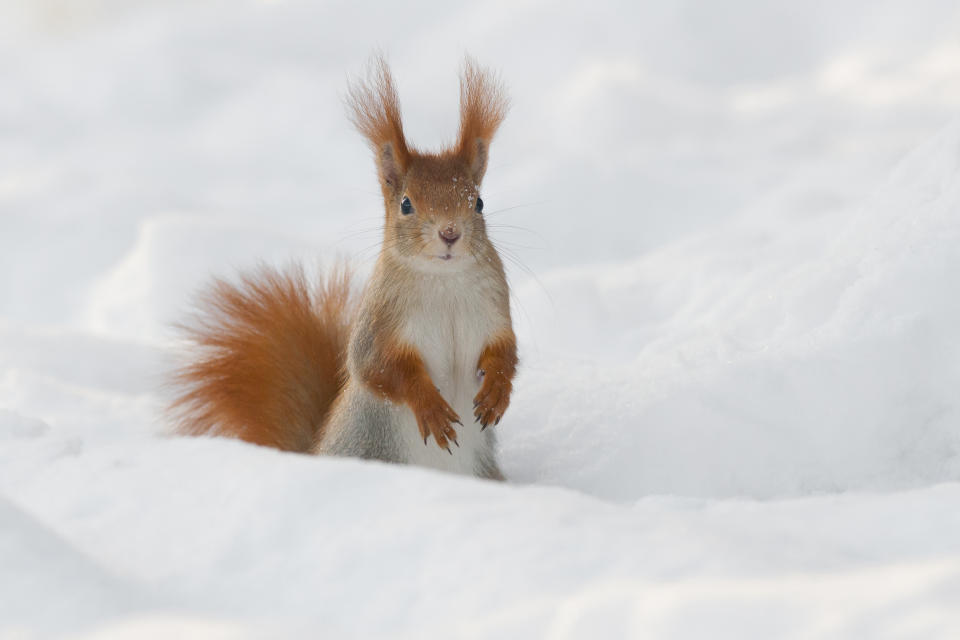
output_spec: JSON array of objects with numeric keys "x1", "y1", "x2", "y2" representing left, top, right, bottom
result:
[
  {"x1": 400, "y1": 196, "x2": 413, "y2": 215},
  {"x1": 475, "y1": 197, "x2": 484, "y2": 214}
]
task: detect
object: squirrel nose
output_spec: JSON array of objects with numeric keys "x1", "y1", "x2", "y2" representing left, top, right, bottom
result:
[{"x1": 439, "y1": 225, "x2": 461, "y2": 246}]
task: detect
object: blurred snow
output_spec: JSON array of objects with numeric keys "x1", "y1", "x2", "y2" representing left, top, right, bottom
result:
[{"x1": 2, "y1": 0, "x2": 960, "y2": 637}]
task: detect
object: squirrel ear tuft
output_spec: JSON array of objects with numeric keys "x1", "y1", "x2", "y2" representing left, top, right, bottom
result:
[
  {"x1": 346, "y1": 54, "x2": 410, "y2": 192},
  {"x1": 456, "y1": 57, "x2": 509, "y2": 183}
]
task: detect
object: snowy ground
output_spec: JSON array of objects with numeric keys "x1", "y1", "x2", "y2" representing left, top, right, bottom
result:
[{"x1": 2, "y1": 1, "x2": 960, "y2": 638}]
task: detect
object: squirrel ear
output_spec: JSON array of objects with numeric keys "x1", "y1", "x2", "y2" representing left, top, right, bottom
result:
[
  {"x1": 377, "y1": 141, "x2": 405, "y2": 193},
  {"x1": 465, "y1": 138, "x2": 491, "y2": 183},
  {"x1": 346, "y1": 54, "x2": 410, "y2": 192},
  {"x1": 456, "y1": 58, "x2": 508, "y2": 184}
]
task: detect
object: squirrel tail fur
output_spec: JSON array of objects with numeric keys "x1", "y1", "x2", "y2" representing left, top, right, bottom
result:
[{"x1": 169, "y1": 264, "x2": 354, "y2": 452}]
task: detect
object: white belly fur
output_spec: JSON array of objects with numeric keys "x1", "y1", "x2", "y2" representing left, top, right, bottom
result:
[{"x1": 396, "y1": 268, "x2": 503, "y2": 475}]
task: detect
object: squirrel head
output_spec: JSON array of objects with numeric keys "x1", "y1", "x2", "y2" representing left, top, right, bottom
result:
[{"x1": 347, "y1": 55, "x2": 508, "y2": 270}]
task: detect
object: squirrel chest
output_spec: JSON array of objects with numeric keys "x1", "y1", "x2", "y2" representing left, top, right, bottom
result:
[{"x1": 399, "y1": 268, "x2": 505, "y2": 399}]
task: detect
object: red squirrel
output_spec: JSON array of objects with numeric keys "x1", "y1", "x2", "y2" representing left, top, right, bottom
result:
[{"x1": 170, "y1": 56, "x2": 517, "y2": 479}]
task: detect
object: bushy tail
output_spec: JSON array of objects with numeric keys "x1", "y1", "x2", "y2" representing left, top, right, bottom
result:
[{"x1": 169, "y1": 264, "x2": 354, "y2": 452}]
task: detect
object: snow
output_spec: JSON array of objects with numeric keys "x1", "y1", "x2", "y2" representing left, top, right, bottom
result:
[{"x1": 2, "y1": 1, "x2": 960, "y2": 637}]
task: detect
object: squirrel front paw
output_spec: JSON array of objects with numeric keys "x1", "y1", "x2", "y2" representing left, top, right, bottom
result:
[
  {"x1": 473, "y1": 370, "x2": 512, "y2": 429},
  {"x1": 413, "y1": 388, "x2": 461, "y2": 453}
]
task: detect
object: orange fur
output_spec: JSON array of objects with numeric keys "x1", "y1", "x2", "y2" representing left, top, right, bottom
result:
[
  {"x1": 359, "y1": 340, "x2": 462, "y2": 452},
  {"x1": 347, "y1": 55, "x2": 509, "y2": 199},
  {"x1": 456, "y1": 58, "x2": 509, "y2": 179},
  {"x1": 170, "y1": 264, "x2": 354, "y2": 452},
  {"x1": 346, "y1": 55, "x2": 411, "y2": 193},
  {"x1": 473, "y1": 331, "x2": 518, "y2": 429}
]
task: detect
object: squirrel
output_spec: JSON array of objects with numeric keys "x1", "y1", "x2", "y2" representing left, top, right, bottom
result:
[{"x1": 169, "y1": 56, "x2": 517, "y2": 480}]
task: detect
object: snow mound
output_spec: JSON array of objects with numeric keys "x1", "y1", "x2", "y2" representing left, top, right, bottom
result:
[
  {"x1": 0, "y1": 496, "x2": 144, "y2": 633},
  {"x1": 505, "y1": 120, "x2": 960, "y2": 500},
  {"x1": 82, "y1": 215, "x2": 340, "y2": 342}
]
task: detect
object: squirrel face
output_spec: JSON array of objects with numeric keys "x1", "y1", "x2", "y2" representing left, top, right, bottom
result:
[
  {"x1": 384, "y1": 157, "x2": 489, "y2": 268},
  {"x1": 346, "y1": 56, "x2": 508, "y2": 271}
]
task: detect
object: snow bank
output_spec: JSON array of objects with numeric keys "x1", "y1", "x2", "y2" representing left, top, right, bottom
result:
[
  {"x1": 3, "y1": 421, "x2": 960, "y2": 638},
  {"x1": 506, "y1": 121, "x2": 960, "y2": 500}
]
